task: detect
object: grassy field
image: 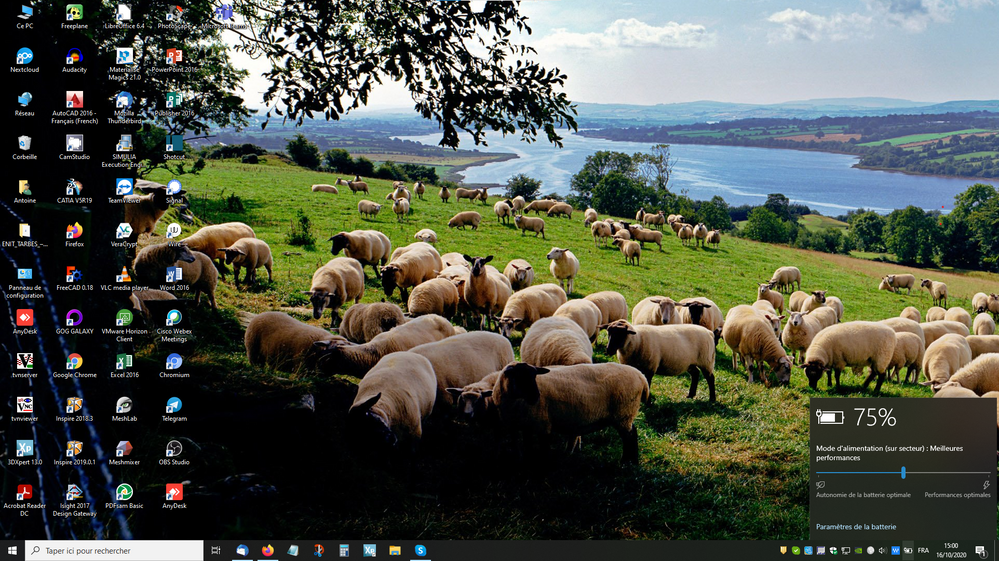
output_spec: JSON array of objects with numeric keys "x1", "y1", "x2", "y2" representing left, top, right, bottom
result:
[
  {"x1": 798, "y1": 214, "x2": 848, "y2": 232},
  {"x1": 857, "y1": 129, "x2": 993, "y2": 147},
  {"x1": 137, "y1": 158, "x2": 999, "y2": 540},
  {"x1": 927, "y1": 150, "x2": 999, "y2": 163}
]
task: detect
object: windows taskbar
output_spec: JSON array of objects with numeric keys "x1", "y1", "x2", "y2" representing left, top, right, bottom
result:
[{"x1": 0, "y1": 540, "x2": 994, "y2": 561}]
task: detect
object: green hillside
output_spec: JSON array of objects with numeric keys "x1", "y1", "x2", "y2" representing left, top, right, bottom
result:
[{"x1": 138, "y1": 158, "x2": 999, "y2": 540}]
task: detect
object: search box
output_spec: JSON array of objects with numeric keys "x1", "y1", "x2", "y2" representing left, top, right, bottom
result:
[{"x1": 24, "y1": 541, "x2": 202, "y2": 561}]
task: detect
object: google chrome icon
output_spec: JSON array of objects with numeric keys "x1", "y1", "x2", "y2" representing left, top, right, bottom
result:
[
  {"x1": 66, "y1": 353, "x2": 83, "y2": 370},
  {"x1": 262, "y1": 545, "x2": 274, "y2": 557}
]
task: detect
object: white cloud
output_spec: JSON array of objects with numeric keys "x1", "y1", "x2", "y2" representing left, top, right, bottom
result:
[
  {"x1": 866, "y1": 0, "x2": 954, "y2": 31},
  {"x1": 538, "y1": 18, "x2": 715, "y2": 50},
  {"x1": 767, "y1": 8, "x2": 873, "y2": 42}
]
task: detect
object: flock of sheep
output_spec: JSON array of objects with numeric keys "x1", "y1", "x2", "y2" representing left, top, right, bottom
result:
[{"x1": 123, "y1": 177, "x2": 999, "y2": 463}]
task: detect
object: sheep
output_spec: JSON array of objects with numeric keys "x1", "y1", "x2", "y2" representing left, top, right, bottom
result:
[
  {"x1": 244, "y1": 311, "x2": 344, "y2": 372},
  {"x1": 220, "y1": 238, "x2": 273, "y2": 285},
  {"x1": 675, "y1": 297, "x2": 725, "y2": 345},
  {"x1": 706, "y1": 229, "x2": 722, "y2": 250},
  {"x1": 413, "y1": 229, "x2": 437, "y2": 245},
  {"x1": 487, "y1": 362, "x2": 648, "y2": 463},
  {"x1": 348, "y1": 352, "x2": 437, "y2": 454},
  {"x1": 967, "y1": 335, "x2": 999, "y2": 358},
  {"x1": 643, "y1": 211, "x2": 666, "y2": 231},
  {"x1": 583, "y1": 208, "x2": 599, "y2": 226},
  {"x1": 926, "y1": 306, "x2": 947, "y2": 322},
  {"x1": 971, "y1": 292, "x2": 989, "y2": 314},
  {"x1": 920, "y1": 279, "x2": 948, "y2": 308},
  {"x1": 921, "y1": 320, "x2": 971, "y2": 347},
  {"x1": 944, "y1": 306, "x2": 973, "y2": 330},
  {"x1": 901, "y1": 306, "x2": 921, "y2": 322},
  {"x1": 455, "y1": 187, "x2": 480, "y2": 203},
  {"x1": 357, "y1": 199, "x2": 382, "y2": 218},
  {"x1": 934, "y1": 385, "x2": 981, "y2": 398},
  {"x1": 677, "y1": 224, "x2": 694, "y2": 246},
  {"x1": 613, "y1": 237, "x2": 641, "y2": 266},
  {"x1": 392, "y1": 198, "x2": 410, "y2": 221},
  {"x1": 670, "y1": 220, "x2": 688, "y2": 234},
  {"x1": 315, "y1": 314, "x2": 456, "y2": 377},
  {"x1": 132, "y1": 242, "x2": 197, "y2": 285},
  {"x1": 632, "y1": 296, "x2": 681, "y2": 326},
  {"x1": 974, "y1": 314, "x2": 996, "y2": 336},
  {"x1": 411, "y1": 332, "x2": 515, "y2": 408},
  {"x1": 523, "y1": 199, "x2": 557, "y2": 215},
  {"x1": 494, "y1": 201, "x2": 513, "y2": 224},
  {"x1": 503, "y1": 259, "x2": 534, "y2": 291},
  {"x1": 781, "y1": 311, "x2": 823, "y2": 364},
  {"x1": 496, "y1": 283, "x2": 567, "y2": 338},
  {"x1": 752, "y1": 299, "x2": 777, "y2": 315},
  {"x1": 803, "y1": 321, "x2": 897, "y2": 391},
  {"x1": 823, "y1": 296, "x2": 844, "y2": 322},
  {"x1": 605, "y1": 320, "x2": 717, "y2": 399},
  {"x1": 515, "y1": 214, "x2": 546, "y2": 238},
  {"x1": 757, "y1": 283, "x2": 785, "y2": 314},
  {"x1": 339, "y1": 302, "x2": 406, "y2": 343},
  {"x1": 307, "y1": 257, "x2": 365, "y2": 325},
  {"x1": 546, "y1": 202, "x2": 573, "y2": 219},
  {"x1": 584, "y1": 291, "x2": 628, "y2": 325},
  {"x1": 721, "y1": 307, "x2": 792, "y2": 386},
  {"x1": 328, "y1": 230, "x2": 392, "y2": 276},
  {"x1": 938, "y1": 354, "x2": 999, "y2": 395},
  {"x1": 880, "y1": 317, "x2": 926, "y2": 348},
  {"x1": 124, "y1": 182, "x2": 183, "y2": 243},
  {"x1": 635, "y1": 208, "x2": 645, "y2": 222},
  {"x1": 129, "y1": 289, "x2": 177, "y2": 323},
  {"x1": 920, "y1": 333, "x2": 974, "y2": 391},
  {"x1": 336, "y1": 177, "x2": 369, "y2": 194},
  {"x1": 520, "y1": 316, "x2": 593, "y2": 367},
  {"x1": 174, "y1": 250, "x2": 219, "y2": 310},
  {"x1": 627, "y1": 224, "x2": 664, "y2": 251},
  {"x1": 439, "y1": 185, "x2": 451, "y2": 203},
  {"x1": 796, "y1": 290, "x2": 828, "y2": 313},
  {"x1": 311, "y1": 184, "x2": 339, "y2": 194},
  {"x1": 462, "y1": 255, "x2": 513, "y2": 329},
  {"x1": 692, "y1": 223, "x2": 709, "y2": 248},
  {"x1": 476, "y1": 188, "x2": 490, "y2": 203},
  {"x1": 987, "y1": 293, "x2": 999, "y2": 318},
  {"x1": 886, "y1": 273, "x2": 916, "y2": 295},
  {"x1": 591, "y1": 221, "x2": 612, "y2": 247},
  {"x1": 553, "y1": 299, "x2": 603, "y2": 342},
  {"x1": 414, "y1": 181, "x2": 426, "y2": 200},
  {"x1": 450, "y1": 372, "x2": 501, "y2": 423},
  {"x1": 769, "y1": 266, "x2": 802, "y2": 293},
  {"x1": 509, "y1": 196, "x2": 526, "y2": 213},
  {"x1": 888, "y1": 331, "x2": 925, "y2": 384},
  {"x1": 809, "y1": 306, "x2": 839, "y2": 329},
  {"x1": 380, "y1": 242, "x2": 442, "y2": 301},
  {"x1": 438, "y1": 253, "x2": 468, "y2": 270},
  {"x1": 448, "y1": 211, "x2": 481, "y2": 230},
  {"x1": 546, "y1": 247, "x2": 579, "y2": 294},
  {"x1": 179, "y1": 222, "x2": 256, "y2": 273},
  {"x1": 407, "y1": 278, "x2": 460, "y2": 319},
  {"x1": 879, "y1": 277, "x2": 894, "y2": 292}
]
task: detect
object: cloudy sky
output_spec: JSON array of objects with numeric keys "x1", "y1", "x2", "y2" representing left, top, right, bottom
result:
[{"x1": 234, "y1": 0, "x2": 998, "y2": 110}]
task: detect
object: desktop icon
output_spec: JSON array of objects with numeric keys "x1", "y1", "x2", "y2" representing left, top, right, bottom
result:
[
  {"x1": 67, "y1": 222, "x2": 84, "y2": 239},
  {"x1": 16, "y1": 48, "x2": 34, "y2": 65},
  {"x1": 166, "y1": 483, "x2": 184, "y2": 501},
  {"x1": 115, "y1": 91, "x2": 134, "y2": 108},
  {"x1": 388, "y1": 547, "x2": 400, "y2": 556},
  {"x1": 116, "y1": 266, "x2": 132, "y2": 283},
  {"x1": 236, "y1": 545, "x2": 249, "y2": 557},
  {"x1": 116, "y1": 353, "x2": 132, "y2": 369},
  {"x1": 66, "y1": 4, "x2": 83, "y2": 20},
  {"x1": 18, "y1": 268, "x2": 32, "y2": 279},
  {"x1": 18, "y1": 92, "x2": 32, "y2": 106},
  {"x1": 66, "y1": 48, "x2": 82, "y2": 64},
  {"x1": 116, "y1": 178, "x2": 134, "y2": 195},
  {"x1": 116, "y1": 397, "x2": 133, "y2": 414},
  {"x1": 363, "y1": 545, "x2": 376, "y2": 558},
  {"x1": 19, "y1": 5, "x2": 32, "y2": 19},
  {"x1": 66, "y1": 440, "x2": 83, "y2": 457},
  {"x1": 891, "y1": 546, "x2": 900, "y2": 556},
  {"x1": 817, "y1": 546, "x2": 825, "y2": 555},
  {"x1": 117, "y1": 4, "x2": 131, "y2": 20},
  {"x1": 288, "y1": 546, "x2": 300, "y2": 557},
  {"x1": 166, "y1": 440, "x2": 183, "y2": 457},
  {"x1": 66, "y1": 91, "x2": 83, "y2": 108},
  {"x1": 316, "y1": 545, "x2": 325, "y2": 558},
  {"x1": 116, "y1": 134, "x2": 133, "y2": 151},
  {"x1": 116, "y1": 223, "x2": 133, "y2": 239},
  {"x1": 116, "y1": 441, "x2": 133, "y2": 457},
  {"x1": 414, "y1": 545, "x2": 426, "y2": 557},
  {"x1": 116, "y1": 47, "x2": 134, "y2": 65},
  {"x1": 66, "y1": 178, "x2": 83, "y2": 195},
  {"x1": 16, "y1": 308, "x2": 33, "y2": 326},
  {"x1": 116, "y1": 483, "x2": 133, "y2": 501},
  {"x1": 166, "y1": 5, "x2": 184, "y2": 20},
  {"x1": 16, "y1": 440, "x2": 34, "y2": 457},
  {"x1": 166, "y1": 179, "x2": 182, "y2": 195},
  {"x1": 16, "y1": 352, "x2": 34, "y2": 369},
  {"x1": 66, "y1": 134, "x2": 84, "y2": 152},
  {"x1": 166, "y1": 353, "x2": 183, "y2": 370},
  {"x1": 115, "y1": 307, "x2": 133, "y2": 325},
  {"x1": 165, "y1": 266, "x2": 183, "y2": 282},
  {"x1": 339, "y1": 545, "x2": 348, "y2": 557},
  {"x1": 804, "y1": 546, "x2": 813, "y2": 556},
  {"x1": 792, "y1": 546, "x2": 801, "y2": 555},
  {"x1": 17, "y1": 396, "x2": 34, "y2": 413},
  {"x1": 166, "y1": 91, "x2": 183, "y2": 107},
  {"x1": 830, "y1": 547, "x2": 837, "y2": 555},
  {"x1": 66, "y1": 484, "x2": 83, "y2": 501},
  {"x1": 66, "y1": 309, "x2": 83, "y2": 326},
  {"x1": 166, "y1": 223, "x2": 182, "y2": 238},
  {"x1": 166, "y1": 48, "x2": 182, "y2": 64},
  {"x1": 867, "y1": 547, "x2": 874, "y2": 555},
  {"x1": 166, "y1": 397, "x2": 183, "y2": 413},
  {"x1": 166, "y1": 309, "x2": 182, "y2": 326},
  {"x1": 842, "y1": 546, "x2": 852, "y2": 556},
  {"x1": 166, "y1": 134, "x2": 184, "y2": 152},
  {"x1": 66, "y1": 397, "x2": 82, "y2": 413},
  {"x1": 262, "y1": 545, "x2": 274, "y2": 558},
  {"x1": 18, "y1": 135, "x2": 31, "y2": 150},
  {"x1": 19, "y1": 179, "x2": 32, "y2": 195},
  {"x1": 19, "y1": 223, "x2": 30, "y2": 237},
  {"x1": 16, "y1": 484, "x2": 32, "y2": 500},
  {"x1": 215, "y1": 4, "x2": 234, "y2": 20}
]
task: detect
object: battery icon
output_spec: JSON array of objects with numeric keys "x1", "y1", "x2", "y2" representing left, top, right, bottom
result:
[{"x1": 816, "y1": 410, "x2": 844, "y2": 424}]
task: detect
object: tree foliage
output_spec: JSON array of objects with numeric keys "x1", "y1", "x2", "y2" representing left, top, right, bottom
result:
[
  {"x1": 742, "y1": 207, "x2": 793, "y2": 244},
  {"x1": 847, "y1": 211, "x2": 887, "y2": 252},
  {"x1": 286, "y1": 134, "x2": 321, "y2": 169},
  {"x1": 505, "y1": 174, "x2": 543, "y2": 201},
  {"x1": 591, "y1": 172, "x2": 654, "y2": 218},
  {"x1": 322, "y1": 148, "x2": 355, "y2": 173},
  {"x1": 884, "y1": 206, "x2": 939, "y2": 265}
]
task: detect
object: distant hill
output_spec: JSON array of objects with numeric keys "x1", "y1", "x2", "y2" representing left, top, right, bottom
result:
[{"x1": 575, "y1": 98, "x2": 999, "y2": 127}]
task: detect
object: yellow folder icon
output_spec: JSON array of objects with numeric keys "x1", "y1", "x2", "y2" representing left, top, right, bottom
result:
[{"x1": 389, "y1": 547, "x2": 400, "y2": 556}]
